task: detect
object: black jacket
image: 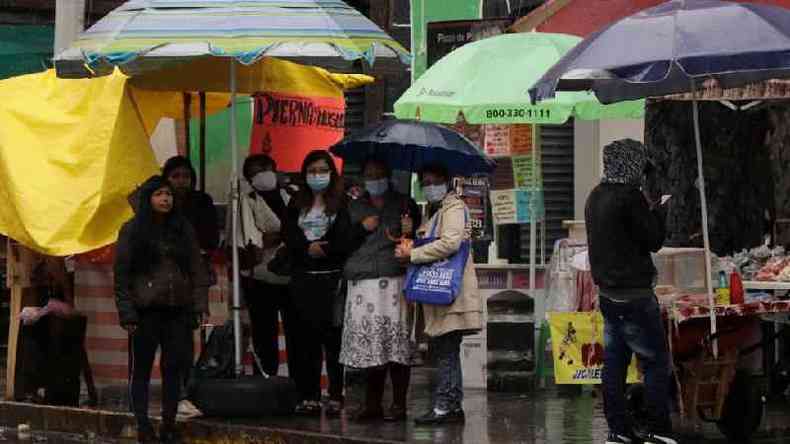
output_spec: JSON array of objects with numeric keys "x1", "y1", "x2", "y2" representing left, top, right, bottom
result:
[
  {"x1": 180, "y1": 190, "x2": 219, "y2": 252},
  {"x1": 283, "y1": 204, "x2": 354, "y2": 274},
  {"x1": 585, "y1": 183, "x2": 666, "y2": 291},
  {"x1": 114, "y1": 222, "x2": 209, "y2": 325}
]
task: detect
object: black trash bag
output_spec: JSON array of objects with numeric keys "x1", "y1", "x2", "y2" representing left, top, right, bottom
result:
[
  {"x1": 188, "y1": 320, "x2": 235, "y2": 391},
  {"x1": 187, "y1": 320, "x2": 298, "y2": 417}
]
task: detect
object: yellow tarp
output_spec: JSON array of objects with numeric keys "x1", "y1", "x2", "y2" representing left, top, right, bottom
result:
[
  {"x1": 548, "y1": 311, "x2": 641, "y2": 384},
  {"x1": 0, "y1": 62, "x2": 374, "y2": 255},
  {"x1": 0, "y1": 69, "x2": 158, "y2": 255}
]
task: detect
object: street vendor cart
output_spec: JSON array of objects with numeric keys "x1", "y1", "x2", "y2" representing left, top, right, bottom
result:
[{"x1": 629, "y1": 294, "x2": 790, "y2": 442}]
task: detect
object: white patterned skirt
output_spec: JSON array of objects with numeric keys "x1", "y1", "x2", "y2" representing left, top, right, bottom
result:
[{"x1": 339, "y1": 276, "x2": 416, "y2": 368}]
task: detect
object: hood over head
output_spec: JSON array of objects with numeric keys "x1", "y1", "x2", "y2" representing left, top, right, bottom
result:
[{"x1": 602, "y1": 138, "x2": 649, "y2": 186}]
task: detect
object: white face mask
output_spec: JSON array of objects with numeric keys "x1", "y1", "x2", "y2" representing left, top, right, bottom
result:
[
  {"x1": 423, "y1": 183, "x2": 448, "y2": 203},
  {"x1": 364, "y1": 178, "x2": 389, "y2": 197},
  {"x1": 251, "y1": 171, "x2": 277, "y2": 192}
]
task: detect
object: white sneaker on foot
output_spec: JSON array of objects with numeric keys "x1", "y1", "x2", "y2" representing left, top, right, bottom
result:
[
  {"x1": 605, "y1": 432, "x2": 634, "y2": 444},
  {"x1": 177, "y1": 399, "x2": 202, "y2": 418},
  {"x1": 641, "y1": 432, "x2": 678, "y2": 444}
]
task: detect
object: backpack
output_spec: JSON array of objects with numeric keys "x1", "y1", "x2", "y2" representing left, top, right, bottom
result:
[{"x1": 188, "y1": 320, "x2": 235, "y2": 394}]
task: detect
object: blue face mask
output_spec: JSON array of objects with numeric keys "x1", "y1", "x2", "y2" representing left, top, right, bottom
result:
[
  {"x1": 364, "y1": 178, "x2": 389, "y2": 197},
  {"x1": 423, "y1": 183, "x2": 448, "y2": 203},
  {"x1": 306, "y1": 173, "x2": 331, "y2": 192}
]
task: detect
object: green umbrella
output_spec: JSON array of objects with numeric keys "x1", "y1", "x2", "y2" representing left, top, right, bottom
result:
[
  {"x1": 395, "y1": 33, "x2": 643, "y2": 364},
  {"x1": 394, "y1": 32, "x2": 643, "y2": 125}
]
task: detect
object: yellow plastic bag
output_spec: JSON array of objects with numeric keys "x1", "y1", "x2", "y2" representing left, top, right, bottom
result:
[{"x1": 548, "y1": 311, "x2": 641, "y2": 384}]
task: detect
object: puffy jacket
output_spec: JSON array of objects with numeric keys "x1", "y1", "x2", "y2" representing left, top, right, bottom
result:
[
  {"x1": 585, "y1": 183, "x2": 666, "y2": 292},
  {"x1": 114, "y1": 222, "x2": 209, "y2": 325}
]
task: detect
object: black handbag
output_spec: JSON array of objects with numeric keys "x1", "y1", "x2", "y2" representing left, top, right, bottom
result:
[{"x1": 267, "y1": 245, "x2": 292, "y2": 277}]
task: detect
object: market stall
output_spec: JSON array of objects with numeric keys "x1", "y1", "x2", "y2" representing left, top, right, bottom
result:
[{"x1": 394, "y1": 32, "x2": 644, "y2": 389}]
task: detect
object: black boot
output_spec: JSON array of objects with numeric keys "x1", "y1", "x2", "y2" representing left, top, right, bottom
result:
[
  {"x1": 384, "y1": 364, "x2": 410, "y2": 421},
  {"x1": 137, "y1": 421, "x2": 157, "y2": 444},
  {"x1": 159, "y1": 422, "x2": 182, "y2": 444},
  {"x1": 352, "y1": 367, "x2": 386, "y2": 422}
]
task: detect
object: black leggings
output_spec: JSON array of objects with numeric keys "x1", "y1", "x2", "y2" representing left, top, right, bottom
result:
[
  {"x1": 128, "y1": 309, "x2": 192, "y2": 428},
  {"x1": 243, "y1": 277, "x2": 291, "y2": 376},
  {"x1": 287, "y1": 272, "x2": 344, "y2": 403}
]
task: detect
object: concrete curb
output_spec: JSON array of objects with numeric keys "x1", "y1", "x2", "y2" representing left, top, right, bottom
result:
[{"x1": 0, "y1": 401, "x2": 401, "y2": 444}]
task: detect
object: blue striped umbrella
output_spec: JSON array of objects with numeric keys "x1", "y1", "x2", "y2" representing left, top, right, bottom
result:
[
  {"x1": 55, "y1": 0, "x2": 410, "y2": 77},
  {"x1": 53, "y1": 0, "x2": 409, "y2": 376}
]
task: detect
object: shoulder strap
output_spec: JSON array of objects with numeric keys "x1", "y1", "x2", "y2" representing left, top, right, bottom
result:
[
  {"x1": 237, "y1": 188, "x2": 248, "y2": 245},
  {"x1": 428, "y1": 204, "x2": 469, "y2": 238}
]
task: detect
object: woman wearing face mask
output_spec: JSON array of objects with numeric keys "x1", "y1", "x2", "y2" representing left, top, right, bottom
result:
[
  {"x1": 394, "y1": 163, "x2": 482, "y2": 426},
  {"x1": 229, "y1": 154, "x2": 292, "y2": 377},
  {"x1": 339, "y1": 159, "x2": 421, "y2": 422},
  {"x1": 283, "y1": 150, "x2": 353, "y2": 416},
  {"x1": 114, "y1": 175, "x2": 209, "y2": 443}
]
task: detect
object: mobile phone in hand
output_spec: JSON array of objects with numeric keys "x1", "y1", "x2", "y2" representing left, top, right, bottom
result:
[{"x1": 660, "y1": 195, "x2": 672, "y2": 206}]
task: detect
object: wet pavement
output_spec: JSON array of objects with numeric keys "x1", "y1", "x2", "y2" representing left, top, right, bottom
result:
[{"x1": 44, "y1": 368, "x2": 789, "y2": 443}]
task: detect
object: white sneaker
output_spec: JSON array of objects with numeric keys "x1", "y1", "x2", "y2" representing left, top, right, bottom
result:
[
  {"x1": 177, "y1": 399, "x2": 202, "y2": 418},
  {"x1": 642, "y1": 433, "x2": 678, "y2": 444},
  {"x1": 605, "y1": 433, "x2": 634, "y2": 444}
]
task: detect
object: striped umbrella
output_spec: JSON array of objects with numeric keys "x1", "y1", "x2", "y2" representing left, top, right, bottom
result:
[
  {"x1": 54, "y1": 0, "x2": 408, "y2": 377},
  {"x1": 54, "y1": 0, "x2": 410, "y2": 77}
]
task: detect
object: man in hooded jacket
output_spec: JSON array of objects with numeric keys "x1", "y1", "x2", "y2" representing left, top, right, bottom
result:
[{"x1": 586, "y1": 139, "x2": 675, "y2": 444}]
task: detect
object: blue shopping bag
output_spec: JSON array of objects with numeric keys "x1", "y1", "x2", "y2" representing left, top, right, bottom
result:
[{"x1": 404, "y1": 212, "x2": 470, "y2": 305}]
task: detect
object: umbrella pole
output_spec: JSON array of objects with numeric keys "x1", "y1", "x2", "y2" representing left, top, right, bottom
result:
[
  {"x1": 229, "y1": 59, "x2": 243, "y2": 375},
  {"x1": 199, "y1": 92, "x2": 207, "y2": 192},
  {"x1": 183, "y1": 93, "x2": 192, "y2": 160},
  {"x1": 691, "y1": 86, "x2": 718, "y2": 358},
  {"x1": 530, "y1": 139, "x2": 538, "y2": 357}
]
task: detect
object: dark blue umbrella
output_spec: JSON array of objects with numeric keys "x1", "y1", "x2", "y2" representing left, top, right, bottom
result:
[
  {"x1": 331, "y1": 120, "x2": 495, "y2": 176},
  {"x1": 529, "y1": 0, "x2": 790, "y2": 104},
  {"x1": 529, "y1": 0, "x2": 790, "y2": 355}
]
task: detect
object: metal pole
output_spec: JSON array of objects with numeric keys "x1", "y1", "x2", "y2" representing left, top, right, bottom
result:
[
  {"x1": 199, "y1": 91, "x2": 207, "y2": 192},
  {"x1": 691, "y1": 82, "x2": 718, "y2": 358},
  {"x1": 54, "y1": 0, "x2": 85, "y2": 55},
  {"x1": 183, "y1": 93, "x2": 192, "y2": 160},
  {"x1": 530, "y1": 125, "x2": 539, "y2": 360},
  {"x1": 229, "y1": 59, "x2": 243, "y2": 375}
]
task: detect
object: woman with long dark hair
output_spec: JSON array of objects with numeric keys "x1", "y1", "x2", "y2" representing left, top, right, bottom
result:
[
  {"x1": 114, "y1": 175, "x2": 209, "y2": 443},
  {"x1": 283, "y1": 150, "x2": 353, "y2": 416}
]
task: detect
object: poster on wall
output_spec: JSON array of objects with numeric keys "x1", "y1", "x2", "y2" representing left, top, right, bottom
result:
[
  {"x1": 490, "y1": 188, "x2": 544, "y2": 225},
  {"x1": 484, "y1": 124, "x2": 534, "y2": 156},
  {"x1": 453, "y1": 175, "x2": 489, "y2": 239},
  {"x1": 249, "y1": 92, "x2": 345, "y2": 172},
  {"x1": 512, "y1": 154, "x2": 542, "y2": 189}
]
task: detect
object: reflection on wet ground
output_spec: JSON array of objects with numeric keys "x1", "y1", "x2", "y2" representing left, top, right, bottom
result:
[{"x1": 12, "y1": 368, "x2": 790, "y2": 443}]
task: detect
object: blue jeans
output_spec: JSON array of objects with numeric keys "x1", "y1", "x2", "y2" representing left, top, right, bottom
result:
[
  {"x1": 432, "y1": 331, "x2": 463, "y2": 411},
  {"x1": 600, "y1": 294, "x2": 672, "y2": 434}
]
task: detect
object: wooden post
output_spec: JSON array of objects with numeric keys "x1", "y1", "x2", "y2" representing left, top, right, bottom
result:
[{"x1": 5, "y1": 239, "x2": 38, "y2": 400}]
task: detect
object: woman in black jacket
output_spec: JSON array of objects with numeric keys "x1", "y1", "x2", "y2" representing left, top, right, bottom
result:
[
  {"x1": 284, "y1": 150, "x2": 353, "y2": 416},
  {"x1": 114, "y1": 175, "x2": 209, "y2": 443}
]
